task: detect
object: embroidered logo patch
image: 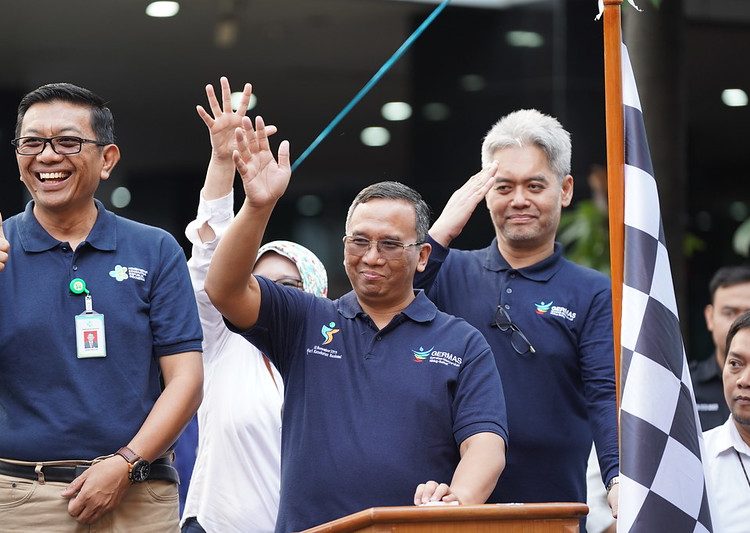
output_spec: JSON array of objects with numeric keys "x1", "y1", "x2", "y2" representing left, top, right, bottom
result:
[
  {"x1": 412, "y1": 346, "x2": 462, "y2": 367},
  {"x1": 109, "y1": 265, "x2": 148, "y2": 282},
  {"x1": 412, "y1": 346, "x2": 432, "y2": 362},
  {"x1": 306, "y1": 321, "x2": 343, "y2": 359},
  {"x1": 321, "y1": 322, "x2": 340, "y2": 345},
  {"x1": 534, "y1": 300, "x2": 576, "y2": 321},
  {"x1": 534, "y1": 301, "x2": 553, "y2": 314},
  {"x1": 550, "y1": 305, "x2": 577, "y2": 321},
  {"x1": 109, "y1": 265, "x2": 129, "y2": 281}
]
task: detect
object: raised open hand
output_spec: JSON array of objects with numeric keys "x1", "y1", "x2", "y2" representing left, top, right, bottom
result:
[
  {"x1": 196, "y1": 77, "x2": 276, "y2": 161},
  {"x1": 233, "y1": 116, "x2": 291, "y2": 207}
]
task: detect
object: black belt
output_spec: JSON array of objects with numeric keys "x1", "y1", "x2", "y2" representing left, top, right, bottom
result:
[{"x1": 0, "y1": 457, "x2": 179, "y2": 484}]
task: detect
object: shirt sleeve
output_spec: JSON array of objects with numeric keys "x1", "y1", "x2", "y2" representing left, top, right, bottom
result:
[
  {"x1": 225, "y1": 275, "x2": 313, "y2": 378},
  {"x1": 185, "y1": 190, "x2": 235, "y2": 288},
  {"x1": 452, "y1": 333, "x2": 509, "y2": 447},
  {"x1": 149, "y1": 235, "x2": 204, "y2": 356},
  {"x1": 185, "y1": 191, "x2": 235, "y2": 362},
  {"x1": 414, "y1": 234, "x2": 450, "y2": 295},
  {"x1": 579, "y1": 284, "x2": 619, "y2": 485}
]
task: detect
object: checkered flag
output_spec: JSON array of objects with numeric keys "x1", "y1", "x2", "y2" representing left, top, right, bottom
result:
[{"x1": 617, "y1": 43, "x2": 713, "y2": 532}]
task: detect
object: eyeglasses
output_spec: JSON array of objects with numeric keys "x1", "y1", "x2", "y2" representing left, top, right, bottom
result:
[
  {"x1": 491, "y1": 306, "x2": 536, "y2": 355},
  {"x1": 11, "y1": 136, "x2": 107, "y2": 156},
  {"x1": 343, "y1": 235, "x2": 423, "y2": 260},
  {"x1": 271, "y1": 276, "x2": 304, "y2": 289}
]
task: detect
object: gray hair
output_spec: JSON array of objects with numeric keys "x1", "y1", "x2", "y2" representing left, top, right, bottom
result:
[
  {"x1": 481, "y1": 109, "x2": 571, "y2": 179},
  {"x1": 346, "y1": 181, "x2": 431, "y2": 242}
]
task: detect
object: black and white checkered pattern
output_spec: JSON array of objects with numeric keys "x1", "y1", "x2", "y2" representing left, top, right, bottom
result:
[{"x1": 618, "y1": 44, "x2": 713, "y2": 533}]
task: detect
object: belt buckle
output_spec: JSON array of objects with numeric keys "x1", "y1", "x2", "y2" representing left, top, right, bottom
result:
[{"x1": 34, "y1": 464, "x2": 45, "y2": 484}]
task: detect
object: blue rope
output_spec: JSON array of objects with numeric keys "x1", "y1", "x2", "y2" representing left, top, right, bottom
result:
[{"x1": 291, "y1": 0, "x2": 452, "y2": 172}]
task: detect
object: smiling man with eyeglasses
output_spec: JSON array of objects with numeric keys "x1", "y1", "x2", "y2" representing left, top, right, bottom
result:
[
  {"x1": 414, "y1": 109, "x2": 619, "y2": 521},
  {"x1": 205, "y1": 116, "x2": 508, "y2": 532},
  {"x1": 0, "y1": 83, "x2": 204, "y2": 532}
]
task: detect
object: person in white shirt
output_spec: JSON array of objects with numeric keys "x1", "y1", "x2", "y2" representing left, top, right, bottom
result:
[
  {"x1": 586, "y1": 445, "x2": 616, "y2": 533},
  {"x1": 180, "y1": 78, "x2": 328, "y2": 533},
  {"x1": 703, "y1": 310, "x2": 750, "y2": 533}
]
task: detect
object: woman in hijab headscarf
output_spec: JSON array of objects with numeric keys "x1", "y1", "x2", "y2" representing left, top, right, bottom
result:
[{"x1": 182, "y1": 234, "x2": 327, "y2": 533}]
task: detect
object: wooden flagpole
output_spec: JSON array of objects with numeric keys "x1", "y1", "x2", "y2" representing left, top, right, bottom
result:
[{"x1": 603, "y1": 0, "x2": 624, "y2": 412}]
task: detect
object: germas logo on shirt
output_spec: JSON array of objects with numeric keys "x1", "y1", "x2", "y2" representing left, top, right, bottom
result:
[
  {"x1": 411, "y1": 346, "x2": 462, "y2": 367},
  {"x1": 109, "y1": 264, "x2": 148, "y2": 282},
  {"x1": 534, "y1": 300, "x2": 576, "y2": 322},
  {"x1": 412, "y1": 346, "x2": 432, "y2": 362},
  {"x1": 534, "y1": 301, "x2": 553, "y2": 314}
]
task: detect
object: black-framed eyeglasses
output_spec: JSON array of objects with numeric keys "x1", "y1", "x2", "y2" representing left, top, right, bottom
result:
[
  {"x1": 11, "y1": 136, "x2": 107, "y2": 156},
  {"x1": 272, "y1": 276, "x2": 304, "y2": 289},
  {"x1": 491, "y1": 306, "x2": 536, "y2": 355},
  {"x1": 343, "y1": 235, "x2": 423, "y2": 260}
]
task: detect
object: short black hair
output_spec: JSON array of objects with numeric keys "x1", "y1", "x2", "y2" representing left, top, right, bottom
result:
[
  {"x1": 15, "y1": 82, "x2": 115, "y2": 144},
  {"x1": 725, "y1": 310, "x2": 750, "y2": 359},
  {"x1": 346, "y1": 181, "x2": 431, "y2": 242},
  {"x1": 709, "y1": 265, "x2": 750, "y2": 303}
]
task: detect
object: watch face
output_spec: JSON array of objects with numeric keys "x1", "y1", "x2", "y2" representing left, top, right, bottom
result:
[{"x1": 130, "y1": 460, "x2": 150, "y2": 483}]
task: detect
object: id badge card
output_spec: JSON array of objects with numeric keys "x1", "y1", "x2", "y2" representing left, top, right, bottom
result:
[{"x1": 76, "y1": 311, "x2": 107, "y2": 358}]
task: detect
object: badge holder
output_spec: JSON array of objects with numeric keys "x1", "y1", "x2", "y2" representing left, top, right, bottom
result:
[{"x1": 70, "y1": 278, "x2": 107, "y2": 359}]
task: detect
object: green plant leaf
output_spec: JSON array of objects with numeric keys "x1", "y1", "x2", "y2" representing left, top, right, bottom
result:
[
  {"x1": 557, "y1": 200, "x2": 610, "y2": 274},
  {"x1": 682, "y1": 232, "x2": 706, "y2": 257}
]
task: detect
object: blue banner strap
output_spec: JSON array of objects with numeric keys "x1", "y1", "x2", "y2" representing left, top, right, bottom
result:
[{"x1": 291, "y1": 0, "x2": 452, "y2": 172}]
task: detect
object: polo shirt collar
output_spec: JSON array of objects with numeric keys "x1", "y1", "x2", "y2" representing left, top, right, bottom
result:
[
  {"x1": 338, "y1": 289, "x2": 437, "y2": 323},
  {"x1": 85, "y1": 200, "x2": 117, "y2": 251},
  {"x1": 483, "y1": 238, "x2": 565, "y2": 281},
  {"x1": 16, "y1": 199, "x2": 117, "y2": 252},
  {"x1": 710, "y1": 418, "x2": 750, "y2": 459}
]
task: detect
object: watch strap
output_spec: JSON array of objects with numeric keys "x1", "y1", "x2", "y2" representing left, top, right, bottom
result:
[
  {"x1": 606, "y1": 475, "x2": 620, "y2": 494},
  {"x1": 115, "y1": 446, "x2": 141, "y2": 465}
]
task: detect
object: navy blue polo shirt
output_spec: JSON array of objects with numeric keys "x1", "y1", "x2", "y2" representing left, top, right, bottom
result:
[
  {"x1": 230, "y1": 278, "x2": 507, "y2": 533},
  {"x1": 415, "y1": 236, "x2": 618, "y2": 505},
  {"x1": 0, "y1": 200, "x2": 203, "y2": 461}
]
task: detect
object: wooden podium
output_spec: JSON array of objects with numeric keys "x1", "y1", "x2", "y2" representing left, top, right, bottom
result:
[{"x1": 303, "y1": 502, "x2": 588, "y2": 532}]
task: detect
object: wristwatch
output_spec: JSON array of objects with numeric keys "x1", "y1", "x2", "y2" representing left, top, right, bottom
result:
[
  {"x1": 606, "y1": 475, "x2": 620, "y2": 494},
  {"x1": 115, "y1": 446, "x2": 151, "y2": 483}
]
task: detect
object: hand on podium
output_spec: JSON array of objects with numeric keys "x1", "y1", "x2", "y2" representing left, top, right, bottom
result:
[{"x1": 414, "y1": 481, "x2": 459, "y2": 505}]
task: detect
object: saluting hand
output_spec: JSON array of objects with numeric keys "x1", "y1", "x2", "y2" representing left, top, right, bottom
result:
[
  {"x1": 0, "y1": 213, "x2": 9, "y2": 272},
  {"x1": 233, "y1": 115, "x2": 291, "y2": 208},
  {"x1": 429, "y1": 161, "x2": 498, "y2": 247}
]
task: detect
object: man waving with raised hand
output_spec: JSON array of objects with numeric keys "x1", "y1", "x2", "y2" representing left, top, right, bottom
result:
[{"x1": 205, "y1": 116, "x2": 508, "y2": 532}]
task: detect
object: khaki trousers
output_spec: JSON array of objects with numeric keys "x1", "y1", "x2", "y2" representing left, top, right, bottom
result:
[{"x1": 0, "y1": 473, "x2": 179, "y2": 532}]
